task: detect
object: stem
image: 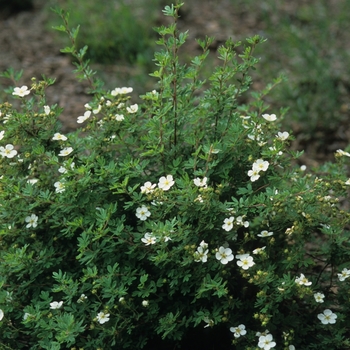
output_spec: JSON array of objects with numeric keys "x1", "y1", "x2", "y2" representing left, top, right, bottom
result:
[
  {"x1": 172, "y1": 10, "x2": 179, "y2": 149},
  {"x1": 59, "y1": 11, "x2": 97, "y2": 90},
  {"x1": 158, "y1": 57, "x2": 166, "y2": 171},
  {"x1": 223, "y1": 44, "x2": 257, "y2": 135}
]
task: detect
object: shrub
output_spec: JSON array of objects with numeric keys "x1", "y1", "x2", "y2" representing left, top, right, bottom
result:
[{"x1": 0, "y1": 3, "x2": 350, "y2": 350}]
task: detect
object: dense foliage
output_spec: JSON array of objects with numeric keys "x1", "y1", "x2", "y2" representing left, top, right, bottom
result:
[{"x1": 0, "y1": 3, "x2": 350, "y2": 349}]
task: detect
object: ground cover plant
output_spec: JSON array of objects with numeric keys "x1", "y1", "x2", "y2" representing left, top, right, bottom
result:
[{"x1": 0, "y1": 2, "x2": 350, "y2": 349}]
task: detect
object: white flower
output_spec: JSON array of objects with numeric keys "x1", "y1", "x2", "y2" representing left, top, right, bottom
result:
[
  {"x1": 248, "y1": 169, "x2": 260, "y2": 182},
  {"x1": 289, "y1": 346, "x2": 295, "y2": 350},
  {"x1": 111, "y1": 88, "x2": 120, "y2": 96},
  {"x1": 336, "y1": 149, "x2": 350, "y2": 157},
  {"x1": 59, "y1": 162, "x2": 75, "y2": 174},
  {"x1": 257, "y1": 230, "x2": 273, "y2": 237},
  {"x1": 258, "y1": 334, "x2": 276, "y2": 349},
  {"x1": 203, "y1": 317, "x2": 214, "y2": 328},
  {"x1": 3, "y1": 114, "x2": 11, "y2": 123},
  {"x1": 337, "y1": 267, "x2": 350, "y2": 281},
  {"x1": 54, "y1": 181, "x2": 65, "y2": 193},
  {"x1": 240, "y1": 115, "x2": 251, "y2": 129},
  {"x1": 0, "y1": 130, "x2": 5, "y2": 140},
  {"x1": 58, "y1": 166, "x2": 67, "y2": 174},
  {"x1": 44, "y1": 105, "x2": 50, "y2": 115},
  {"x1": 194, "y1": 194, "x2": 204, "y2": 203},
  {"x1": 236, "y1": 254, "x2": 255, "y2": 270},
  {"x1": 58, "y1": 147, "x2": 73, "y2": 156},
  {"x1": 215, "y1": 246, "x2": 234, "y2": 265},
  {"x1": 126, "y1": 104, "x2": 138, "y2": 113},
  {"x1": 140, "y1": 181, "x2": 156, "y2": 194},
  {"x1": 111, "y1": 87, "x2": 133, "y2": 95},
  {"x1": 236, "y1": 216, "x2": 249, "y2": 227},
  {"x1": 115, "y1": 114, "x2": 125, "y2": 121},
  {"x1": 276, "y1": 131, "x2": 289, "y2": 140},
  {"x1": 209, "y1": 148, "x2": 220, "y2": 154},
  {"x1": 0, "y1": 144, "x2": 18, "y2": 158},
  {"x1": 222, "y1": 217, "x2": 235, "y2": 231},
  {"x1": 230, "y1": 324, "x2": 247, "y2": 338},
  {"x1": 253, "y1": 246, "x2": 266, "y2": 254},
  {"x1": 136, "y1": 206, "x2": 151, "y2": 221},
  {"x1": 314, "y1": 292, "x2": 325, "y2": 303},
  {"x1": 77, "y1": 110, "x2": 91, "y2": 123},
  {"x1": 193, "y1": 177, "x2": 207, "y2": 187},
  {"x1": 0, "y1": 309, "x2": 3, "y2": 321},
  {"x1": 142, "y1": 300, "x2": 149, "y2": 307},
  {"x1": 345, "y1": 179, "x2": 350, "y2": 185},
  {"x1": 27, "y1": 178, "x2": 39, "y2": 185},
  {"x1": 93, "y1": 104, "x2": 102, "y2": 114},
  {"x1": 23, "y1": 312, "x2": 31, "y2": 320},
  {"x1": 12, "y1": 86, "x2": 30, "y2": 97},
  {"x1": 158, "y1": 175, "x2": 175, "y2": 191},
  {"x1": 248, "y1": 133, "x2": 259, "y2": 141},
  {"x1": 121, "y1": 87, "x2": 133, "y2": 94},
  {"x1": 285, "y1": 227, "x2": 294, "y2": 235},
  {"x1": 295, "y1": 273, "x2": 312, "y2": 286},
  {"x1": 141, "y1": 232, "x2": 156, "y2": 245},
  {"x1": 50, "y1": 301, "x2": 63, "y2": 309},
  {"x1": 253, "y1": 159, "x2": 269, "y2": 172},
  {"x1": 194, "y1": 241, "x2": 209, "y2": 263},
  {"x1": 199, "y1": 240, "x2": 208, "y2": 249},
  {"x1": 77, "y1": 294, "x2": 88, "y2": 303},
  {"x1": 25, "y1": 214, "x2": 38, "y2": 228},
  {"x1": 262, "y1": 114, "x2": 277, "y2": 122},
  {"x1": 317, "y1": 309, "x2": 337, "y2": 324},
  {"x1": 96, "y1": 311, "x2": 110, "y2": 324},
  {"x1": 52, "y1": 133, "x2": 67, "y2": 141}
]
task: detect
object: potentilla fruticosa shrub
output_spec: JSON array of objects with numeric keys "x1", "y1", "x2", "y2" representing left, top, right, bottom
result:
[{"x1": 1, "y1": 3, "x2": 350, "y2": 350}]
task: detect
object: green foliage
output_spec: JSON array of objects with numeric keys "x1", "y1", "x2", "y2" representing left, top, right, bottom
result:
[
  {"x1": 50, "y1": 0, "x2": 160, "y2": 64},
  {"x1": 1, "y1": 3, "x2": 350, "y2": 349}
]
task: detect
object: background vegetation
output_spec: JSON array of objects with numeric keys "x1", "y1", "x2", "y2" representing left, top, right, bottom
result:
[{"x1": 45, "y1": 0, "x2": 350, "y2": 156}]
